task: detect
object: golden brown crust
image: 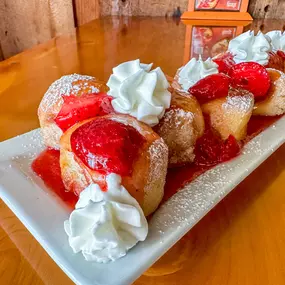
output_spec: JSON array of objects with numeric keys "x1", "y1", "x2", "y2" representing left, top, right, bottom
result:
[
  {"x1": 38, "y1": 74, "x2": 108, "y2": 149},
  {"x1": 155, "y1": 90, "x2": 205, "y2": 167},
  {"x1": 60, "y1": 114, "x2": 168, "y2": 216}
]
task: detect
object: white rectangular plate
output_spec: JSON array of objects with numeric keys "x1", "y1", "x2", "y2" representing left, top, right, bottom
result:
[{"x1": 0, "y1": 116, "x2": 285, "y2": 285}]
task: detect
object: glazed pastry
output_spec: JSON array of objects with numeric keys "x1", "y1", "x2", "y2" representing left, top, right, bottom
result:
[
  {"x1": 38, "y1": 74, "x2": 110, "y2": 149},
  {"x1": 253, "y1": 68, "x2": 285, "y2": 116},
  {"x1": 154, "y1": 90, "x2": 204, "y2": 166},
  {"x1": 202, "y1": 89, "x2": 254, "y2": 140},
  {"x1": 60, "y1": 114, "x2": 168, "y2": 217}
]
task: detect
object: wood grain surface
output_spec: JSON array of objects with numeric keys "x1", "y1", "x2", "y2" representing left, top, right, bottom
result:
[
  {"x1": 0, "y1": 17, "x2": 285, "y2": 285},
  {"x1": 99, "y1": 0, "x2": 188, "y2": 16},
  {"x1": 0, "y1": 0, "x2": 74, "y2": 59},
  {"x1": 74, "y1": 0, "x2": 100, "y2": 26},
  {"x1": 248, "y1": 0, "x2": 285, "y2": 20},
  {"x1": 1, "y1": 0, "x2": 284, "y2": 61},
  {"x1": 0, "y1": 44, "x2": 3, "y2": 61}
]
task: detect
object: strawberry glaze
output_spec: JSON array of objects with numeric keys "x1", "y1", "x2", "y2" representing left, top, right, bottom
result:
[
  {"x1": 229, "y1": 62, "x2": 271, "y2": 99},
  {"x1": 31, "y1": 148, "x2": 77, "y2": 208},
  {"x1": 70, "y1": 119, "x2": 146, "y2": 176},
  {"x1": 189, "y1": 73, "x2": 230, "y2": 104},
  {"x1": 55, "y1": 93, "x2": 114, "y2": 131}
]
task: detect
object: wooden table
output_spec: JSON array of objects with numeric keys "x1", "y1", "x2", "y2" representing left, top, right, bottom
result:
[{"x1": 0, "y1": 17, "x2": 285, "y2": 285}]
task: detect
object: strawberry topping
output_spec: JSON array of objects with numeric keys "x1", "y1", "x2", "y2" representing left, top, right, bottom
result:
[
  {"x1": 266, "y1": 51, "x2": 285, "y2": 71},
  {"x1": 194, "y1": 119, "x2": 241, "y2": 166},
  {"x1": 219, "y1": 135, "x2": 241, "y2": 162},
  {"x1": 55, "y1": 93, "x2": 114, "y2": 131},
  {"x1": 70, "y1": 118, "x2": 146, "y2": 176},
  {"x1": 228, "y1": 62, "x2": 271, "y2": 98},
  {"x1": 277, "y1": 50, "x2": 285, "y2": 60},
  {"x1": 189, "y1": 73, "x2": 230, "y2": 104},
  {"x1": 32, "y1": 149, "x2": 78, "y2": 207},
  {"x1": 213, "y1": 53, "x2": 235, "y2": 74}
]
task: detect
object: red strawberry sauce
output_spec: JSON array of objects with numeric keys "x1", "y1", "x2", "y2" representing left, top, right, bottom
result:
[
  {"x1": 70, "y1": 119, "x2": 146, "y2": 176},
  {"x1": 31, "y1": 148, "x2": 77, "y2": 209},
  {"x1": 32, "y1": 115, "x2": 282, "y2": 207},
  {"x1": 55, "y1": 93, "x2": 114, "y2": 132}
]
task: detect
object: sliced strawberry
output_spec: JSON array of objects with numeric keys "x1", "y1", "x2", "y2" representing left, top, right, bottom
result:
[
  {"x1": 213, "y1": 53, "x2": 235, "y2": 74},
  {"x1": 277, "y1": 50, "x2": 285, "y2": 60},
  {"x1": 194, "y1": 129, "x2": 240, "y2": 166},
  {"x1": 220, "y1": 135, "x2": 241, "y2": 162},
  {"x1": 55, "y1": 93, "x2": 114, "y2": 131},
  {"x1": 229, "y1": 62, "x2": 270, "y2": 98},
  {"x1": 194, "y1": 128, "x2": 221, "y2": 166},
  {"x1": 189, "y1": 73, "x2": 230, "y2": 104}
]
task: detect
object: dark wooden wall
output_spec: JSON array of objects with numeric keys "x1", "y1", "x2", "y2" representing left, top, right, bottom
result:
[
  {"x1": 99, "y1": 0, "x2": 187, "y2": 16},
  {"x1": 248, "y1": 0, "x2": 285, "y2": 20},
  {"x1": 0, "y1": 0, "x2": 75, "y2": 59},
  {"x1": 74, "y1": 0, "x2": 100, "y2": 26}
]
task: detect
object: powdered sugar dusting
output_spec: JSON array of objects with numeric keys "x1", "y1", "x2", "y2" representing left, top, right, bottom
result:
[
  {"x1": 143, "y1": 138, "x2": 168, "y2": 216},
  {"x1": 40, "y1": 74, "x2": 96, "y2": 113},
  {"x1": 72, "y1": 81, "x2": 99, "y2": 95},
  {"x1": 148, "y1": 138, "x2": 168, "y2": 188},
  {"x1": 223, "y1": 90, "x2": 254, "y2": 112},
  {"x1": 162, "y1": 109, "x2": 194, "y2": 127},
  {"x1": 156, "y1": 108, "x2": 196, "y2": 165},
  {"x1": 149, "y1": 138, "x2": 168, "y2": 162}
]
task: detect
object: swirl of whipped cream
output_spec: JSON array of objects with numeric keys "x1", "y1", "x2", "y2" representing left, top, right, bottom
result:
[
  {"x1": 107, "y1": 59, "x2": 171, "y2": 127},
  {"x1": 266, "y1": 30, "x2": 285, "y2": 51},
  {"x1": 64, "y1": 173, "x2": 148, "y2": 263},
  {"x1": 228, "y1": 30, "x2": 272, "y2": 65},
  {"x1": 177, "y1": 56, "x2": 218, "y2": 91}
]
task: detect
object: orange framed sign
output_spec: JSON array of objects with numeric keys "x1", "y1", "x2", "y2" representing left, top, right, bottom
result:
[
  {"x1": 194, "y1": 0, "x2": 242, "y2": 11},
  {"x1": 182, "y1": 0, "x2": 253, "y2": 21}
]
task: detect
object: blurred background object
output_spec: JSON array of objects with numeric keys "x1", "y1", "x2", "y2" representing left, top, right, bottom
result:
[
  {"x1": 248, "y1": 0, "x2": 285, "y2": 20},
  {"x1": 0, "y1": 0, "x2": 74, "y2": 59},
  {"x1": 99, "y1": 1, "x2": 188, "y2": 17},
  {"x1": 0, "y1": 0, "x2": 284, "y2": 60}
]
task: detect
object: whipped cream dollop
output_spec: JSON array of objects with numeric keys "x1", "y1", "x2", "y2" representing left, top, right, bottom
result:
[
  {"x1": 64, "y1": 173, "x2": 148, "y2": 263},
  {"x1": 266, "y1": 30, "x2": 285, "y2": 51},
  {"x1": 106, "y1": 59, "x2": 171, "y2": 127},
  {"x1": 177, "y1": 56, "x2": 218, "y2": 91},
  {"x1": 228, "y1": 30, "x2": 272, "y2": 65}
]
